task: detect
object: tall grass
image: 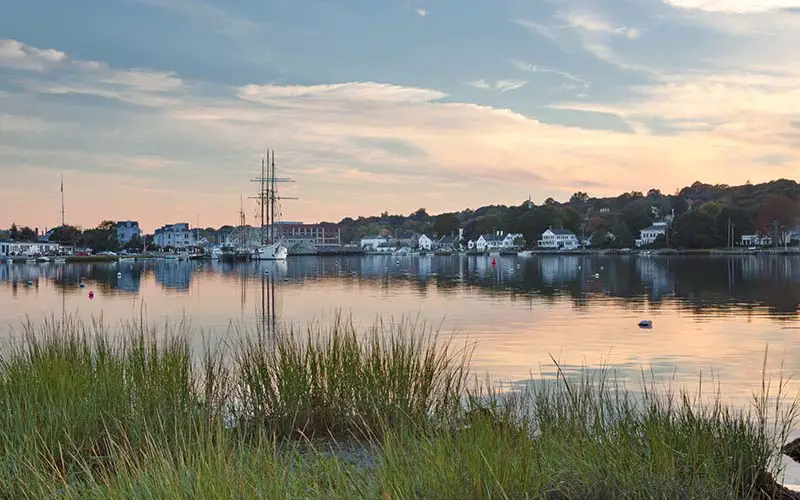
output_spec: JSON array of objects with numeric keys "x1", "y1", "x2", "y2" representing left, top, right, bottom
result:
[
  {"x1": 0, "y1": 315, "x2": 797, "y2": 499},
  {"x1": 233, "y1": 316, "x2": 470, "y2": 439}
]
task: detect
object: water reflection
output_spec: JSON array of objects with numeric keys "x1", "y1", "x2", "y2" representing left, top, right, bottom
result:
[{"x1": 2, "y1": 255, "x2": 799, "y2": 318}]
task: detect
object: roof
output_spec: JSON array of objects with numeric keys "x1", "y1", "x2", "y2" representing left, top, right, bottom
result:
[
  {"x1": 438, "y1": 235, "x2": 458, "y2": 244},
  {"x1": 361, "y1": 235, "x2": 388, "y2": 240},
  {"x1": 548, "y1": 229, "x2": 576, "y2": 236},
  {"x1": 482, "y1": 234, "x2": 505, "y2": 242},
  {"x1": 641, "y1": 225, "x2": 667, "y2": 232}
]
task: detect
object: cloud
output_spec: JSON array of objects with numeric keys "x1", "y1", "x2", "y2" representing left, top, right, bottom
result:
[
  {"x1": 1, "y1": 37, "x2": 798, "y2": 230},
  {"x1": 467, "y1": 79, "x2": 528, "y2": 93},
  {"x1": 514, "y1": 61, "x2": 591, "y2": 88},
  {"x1": 663, "y1": 0, "x2": 800, "y2": 13},
  {"x1": 416, "y1": 8, "x2": 428, "y2": 17},
  {"x1": 0, "y1": 39, "x2": 67, "y2": 72},
  {"x1": 559, "y1": 11, "x2": 641, "y2": 39}
]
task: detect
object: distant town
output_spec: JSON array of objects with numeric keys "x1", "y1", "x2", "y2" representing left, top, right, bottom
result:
[{"x1": 2, "y1": 178, "x2": 799, "y2": 261}]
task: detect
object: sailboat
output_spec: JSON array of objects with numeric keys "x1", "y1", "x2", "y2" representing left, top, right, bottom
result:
[{"x1": 251, "y1": 150, "x2": 295, "y2": 261}]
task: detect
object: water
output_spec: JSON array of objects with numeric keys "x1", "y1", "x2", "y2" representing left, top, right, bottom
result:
[{"x1": 2, "y1": 255, "x2": 800, "y2": 396}]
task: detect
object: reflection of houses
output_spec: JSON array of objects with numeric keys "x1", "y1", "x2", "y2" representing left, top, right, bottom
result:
[
  {"x1": 539, "y1": 256, "x2": 581, "y2": 284},
  {"x1": 538, "y1": 229, "x2": 579, "y2": 250},
  {"x1": 635, "y1": 258, "x2": 671, "y2": 298},
  {"x1": 153, "y1": 262, "x2": 192, "y2": 290},
  {"x1": 116, "y1": 221, "x2": 141, "y2": 244},
  {"x1": 154, "y1": 223, "x2": 196, "y2": 249},
  {"x1": 0, "y1": 241, "x2": 61, "y2": 256},
  {"x1": 635, "y1": 222, "x2": 667, "y2": 248}
]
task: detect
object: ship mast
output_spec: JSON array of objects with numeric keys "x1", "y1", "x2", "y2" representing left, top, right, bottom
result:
[{"x1": 250, "y1": 149, "x2": 296, "y2": 245}]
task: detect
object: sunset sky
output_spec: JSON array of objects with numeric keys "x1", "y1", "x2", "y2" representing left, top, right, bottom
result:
[{"x1": 1, "y1": 0, "x2": 798, "y2": 232}]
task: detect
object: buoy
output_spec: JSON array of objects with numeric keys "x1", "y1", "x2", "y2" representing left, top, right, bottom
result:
[
  {"x1": 88, "y1": 291, "x2": 95, "y2": 299},
  {"x1": 600, "y1": 266, "x2": 605, "y2": 271},
  {"x1": 117, "y1": 272, "x2": 122, "y2": 278},
  {"x1": 578, "y1": 265, "x2": 582, "y2": 270},
  {"x1": 594, "y1": 273, "x2": 600, "y2": 278},
  {"x1": 264, "y1": 270, "x2": 269, "y2": 275},
  {"x1": 491, "y1": 258, "x2": 496, "y2": 267},
  {"x1": 79, "y1": 282, "x2": 85, "y2": 288},
  {"x1": 26, "y1": 280, "x2": 33, "y2": 286},
  {"x1": 638, "y1": 320, "x2": 653, "y2": 329}
]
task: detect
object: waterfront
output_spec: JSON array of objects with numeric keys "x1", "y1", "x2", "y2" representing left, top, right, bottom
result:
[{"x1": 3, "y1": 254, "x2": 800, "y2": 400}]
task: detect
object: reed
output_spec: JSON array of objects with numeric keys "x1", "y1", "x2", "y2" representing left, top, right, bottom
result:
[{"x1": 0, "y1": 316, "x2": 796, "y2": 499}]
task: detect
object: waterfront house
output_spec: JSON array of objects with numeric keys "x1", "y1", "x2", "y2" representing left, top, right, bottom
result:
[
  {"x1": 741, "y1": 234, "x2": 773, "y2": 247},
  {"x1": 360, "y1": 235, "x2": 390, "y2": 250},
  {"x1": 154, "y1": 223, "x2": 196, "y2": 249},
  {"x1": 436, "y1": 234, "x2": 459, "y2": 251},
  {"x1": 538, "y1": 228, "x2": 579, "y2": 250},
  {"x1": 501, "y1": 233, "x2": 525, "y2": 248},
  {"x1": 635, "y1": 222, "x2": 668, "y2": 248},
  {"x1": 116, "y1": 221, "x2": 141, "y2": 244},
  {"x1": 0, "y1": 240, "x2": 61, "y2": 257},
  {"x1": 418, "y1": 234, "x2": 433, "y2": 251}
]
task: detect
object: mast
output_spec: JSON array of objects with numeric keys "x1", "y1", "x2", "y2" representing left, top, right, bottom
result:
[
  {"x1": 60, "y1": 175, "x2": 65, "y2": 227},
  {"x1": 261, "y1": 156, "x2": 267, "y2": 245},
  {"x1": 270, "y1": 150, "x2": 276, "y2": 244}
]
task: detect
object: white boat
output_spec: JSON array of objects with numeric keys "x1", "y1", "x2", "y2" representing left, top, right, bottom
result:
[
  {"x1": 211, "y1": 247, "x2": 222, "y2": 260},
  {"x1": 252, "y1": 242, "x2": 288, "y2": 261},
  {"x1": 53, "y1": 257, "x2": 67, "y2": 264},
  {"x1": 36, "y1": 256, "x2": 50, "y2": 263}
]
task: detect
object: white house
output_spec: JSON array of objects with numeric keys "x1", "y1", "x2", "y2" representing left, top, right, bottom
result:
[
  {"x1": 436, "y1": 234, "x2": 459, "y2": 251},
  {"x1": 360, "y1": 235, "x2": 390, "y2": 250},
  {"x1": 483, "y1": 234, "x2": 505, "y2": 251},
  {"x1": 538, "y1": 229, "x2": 579, "y2": 250},
  {"x1": 0, "y1": 241, "x2": 61, "y2": 256},
  {"x1": 741, "y1": 234, "x2": 772, "y2": 247},
  {"x1": 502, "y1": 233, "x2": 525, "y2": 248},
  {"x1": 636, "y1": 221, "x2": 668, "y2": 248},
  {"x1": 116, "y1": 221, "x2": 141, "y2": 244},
  {"x1": 154, "y1": 223, "x2": 196, "y2": 249},
  {"x1": 418, "y1": 234, "x2": 433, "y2": 251}
]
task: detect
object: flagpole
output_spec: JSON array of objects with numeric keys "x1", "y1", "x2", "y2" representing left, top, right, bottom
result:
[{"x1": 60, "y1": 175, "x2": 65, "y2": 227}]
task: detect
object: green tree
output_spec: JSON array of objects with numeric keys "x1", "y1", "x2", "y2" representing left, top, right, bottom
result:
[
  {"x1": 49, "y1": 226, "x2": 81, "y2": 245},
  {"x1": 622, "y1": 199, "x2": 655, "y2": 234},
  {"x1": 9, "y1": 223, "x2": 19, "y2": 240},
  {"x1": 432, "y1": 213, "x2": 460, "y2": 237},
  {"x1": 569, "y1": 192, "x2": 589, "y2": 206},
  {"x1": 18, "y1": 226, "x2": 37, "y2": 242},
  {"x1": 125, "y1": 235, "x2": 143, "y2": 252},
  {"x1": 672, "y1": 211, "x2": 719, "y2": 249}
]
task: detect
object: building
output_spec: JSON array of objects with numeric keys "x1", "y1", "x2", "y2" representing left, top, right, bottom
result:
[
  {"x1": 154, "y1": 223, "x2": 196, "y2": 249},
  {"x1": 116, "y1": 221, "x2": 141, "y2": 244},
  {"x1": 538, "y1": 229, "x2": 579, "y2": 250},
  {"x1": 0, "y1": 241, "x2": 61, "y2": 256},
  {"x1": 436, "y1": 234, "x2": 460, "y2": 251},
  {"x1": 360, "y1": 235, "x2": 390, "y2": 250},
  {"x1": 635, "y1": 221, "x2": 668, "y2": 247},
  {"x1": 276, "y1": 222, "x2": 340, "y2": 246},
  {"x1": 418, "y1": 234, "x2": 433, "y2": 251},
  {"x1": 741, "y1": 234, "x2": 773, "y2": 247}
]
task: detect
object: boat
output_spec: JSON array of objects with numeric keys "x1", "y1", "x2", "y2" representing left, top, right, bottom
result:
[
  {"x1": 218, "y1": 243, "x2": 250, "y2": 263},
  {"x1": 251, "y1": 150, "x2": 295, "y2": 261},
  {"x1": 36, "y1": 256, "x2": 50, "y2": 263}
]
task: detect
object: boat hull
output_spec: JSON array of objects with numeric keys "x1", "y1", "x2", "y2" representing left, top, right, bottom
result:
[{"x1": 252, "y1": 243, "x2": 288, "y2": 261}]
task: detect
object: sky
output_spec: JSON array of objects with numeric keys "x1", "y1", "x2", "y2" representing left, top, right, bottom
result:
[{"x1": 0, "y1": 0, "x2": 798, "y2": 233}]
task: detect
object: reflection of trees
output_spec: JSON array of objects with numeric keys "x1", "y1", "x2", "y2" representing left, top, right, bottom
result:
[{"x1": 2, "y1": 256, "x2": 798, "y2": 319}]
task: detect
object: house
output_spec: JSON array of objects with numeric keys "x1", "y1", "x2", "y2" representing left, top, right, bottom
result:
[
  {"x1": 154, "y1": 223, "x2": 196, "y2": 249},
  {"x1": 276, "y1": 222, "x2": 341, "y2": 246},
  {"x1": 635, "y1": 221, "x2": 668, "y2": 248},
  {"x1": 501, "y1": 233, "x2": 525, "y2": 248},
  {"x1": 418, "y1": 234, "x2": 433, "y2": 251},
  {"x1": 0, "y1": 241, "x2": 61, "y2": 256},
  {"x1": 538, "y1": 229, "x2": 579, "y2": 250},
  {"x1": 360, "y1": 235, "x2": 390, "y2": 250},
  {"x1": 116, "y1": 221, "x2": 141, "y2": 244},
  {"x1": 437, "y1": 234, "x2": 460, "y2": 251},
  {"x1": 741, "y1": 234, "x2": 773, "y2": 247},
  {"x1": 474, "y1": 235, "x2": 487, "y2": 252},
  {"x1": 482, "y1": 234, "x2": 505, "y2": 251}
]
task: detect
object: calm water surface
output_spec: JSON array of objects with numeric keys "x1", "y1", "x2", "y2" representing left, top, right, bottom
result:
[{"x1": 3, "y1": 254, "x2": 800, "y2": 403}]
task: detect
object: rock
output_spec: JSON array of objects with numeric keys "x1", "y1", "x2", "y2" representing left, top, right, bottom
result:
[
  {"x1": 784, "y1": 437, "x2": 800, "y2": 464},
  {"x1": 755, "y1": 471, "x2": 800, "y2": 500}
]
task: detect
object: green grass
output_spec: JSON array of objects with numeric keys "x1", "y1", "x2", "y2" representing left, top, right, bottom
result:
[{"x1": 0, "y1": 316, "x2": 796, "y2": 499}]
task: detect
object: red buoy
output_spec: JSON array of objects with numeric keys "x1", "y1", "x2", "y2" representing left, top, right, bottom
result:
[
  {"x1": 88, "y1": 291, "x2": 94, "y2": 299},
  {"x1": 491, "y1": 258, "x2": 496, "y2": 267}
]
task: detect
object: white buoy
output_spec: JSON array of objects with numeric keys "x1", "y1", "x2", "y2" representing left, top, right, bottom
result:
[
  {"x1": 117, "y1": 272, "x2": 122, "y2": 278},
  {"x1": 594, "y1": 273, "x2": 600, "y2": 278}
]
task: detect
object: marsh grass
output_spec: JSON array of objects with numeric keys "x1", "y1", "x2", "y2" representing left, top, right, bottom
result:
[{"x1": 0, "y1": 315, "x2": 797, "y2": 499}]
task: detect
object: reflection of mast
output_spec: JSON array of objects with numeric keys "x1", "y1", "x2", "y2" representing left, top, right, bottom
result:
[{"x1": 259, "y1": 270, "x2": 278, "y2": 341}]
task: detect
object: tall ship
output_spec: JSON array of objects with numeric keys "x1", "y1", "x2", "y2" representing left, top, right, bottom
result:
[{"x1": 251, "y1": 150, "x2": 296, "y2": 261}]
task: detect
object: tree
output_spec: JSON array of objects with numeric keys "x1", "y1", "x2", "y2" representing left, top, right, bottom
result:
[
  {"x1": 9, "y1": 223, "x2": 19, "y2": 240},
  {"x1": 569, "y1": 192, "x2": 589, "y2": 206},
  {"x1": 125, "y1": 235, "x2": 143, "y2": 252},
  {"x1": 49, "y1": 225, "x2": 81, "y2": 245},
  {"x1": 18, "y1": 226, "x2": 37, "y2": 242},
  {"x1": 672, "y1": 211, "x2": 719, "y2": 249},
  {"x1": 647, "y1": 189, "x2": 662, "y2": 198},
  {"x1": 758, "y1": 195, "x2": 800, "y2": 244},
  {"x1": 410, "y1": 208, "x2": 429, "y2": 222},
  {"x1": 432, "y1": 213, "x2": 460, "y2": 236},
  {"x1": 621, "y1": 199, "x2": 655, "y2": 234}
]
